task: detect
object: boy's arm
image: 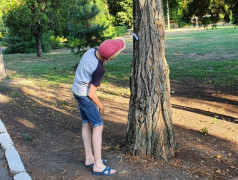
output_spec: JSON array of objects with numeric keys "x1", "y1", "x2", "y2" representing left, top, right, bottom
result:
[{"x1": 88, "y1": 84, "x2": 105, "y2": 114}]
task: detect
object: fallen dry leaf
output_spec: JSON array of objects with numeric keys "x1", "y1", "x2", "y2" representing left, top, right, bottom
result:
[
  {"x1": 230, "y1": 166, "x2": 236, "y2": 169},
  {"x1": 103, "y1": 146, "x2": 111, "y2": 151},
  {"x1": 217, "y1": 155, "x2": 222, "y2": 159},
  {"x1": 118, "y1": 156, "x2": 123, "y2": 163},
  {"x1": 216, "y1": 170, "x2": 221, "y2": 173},
  {"x1": 120, "y1": 170, "x2": 128, "y2": 174}
]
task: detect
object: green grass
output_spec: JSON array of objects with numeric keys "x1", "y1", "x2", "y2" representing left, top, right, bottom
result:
[
  {"x1": 102, "y1": 54, "x2": 132, "y2": 84},
  {"x1": 165, "y1": 26, "x2": 238, "y2": 87},
  {"x1": 3, "y1": 50, "x2": 78, "y2": 85},
  {"x1": 166, "y1": 26, "x2": 238, "y2": 56},
  {"x1": 169, "y1": 60, "x2": 238, "y2": 87},
  {"x1": 2, "y1": 26, "x2": 238, "y2": 89}
]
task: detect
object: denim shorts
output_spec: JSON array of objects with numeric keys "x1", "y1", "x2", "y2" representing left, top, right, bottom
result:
[{"x1": 73, "y1": 94, "x2": 103, "y2": 128}]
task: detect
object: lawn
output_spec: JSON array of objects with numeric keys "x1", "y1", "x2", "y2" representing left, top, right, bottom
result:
[
  {"x1": 3, "y1": 26, "x2": 238, "y2": 90},
  {"x1": 165, "y1": 26, "x2": 238, "y2": 87}
]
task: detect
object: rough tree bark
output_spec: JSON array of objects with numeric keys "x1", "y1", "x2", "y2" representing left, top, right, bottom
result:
[
  {"x1": 0, "y1": 41, "x2": 6, "y2": 80},
  {"x1": 126, "y1": 0, "x2": 176, "y2": 160}
]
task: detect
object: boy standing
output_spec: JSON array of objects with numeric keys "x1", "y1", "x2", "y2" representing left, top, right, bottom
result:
[{"x1": 72, "y1": 39, "x2": 125, "y2": 176}]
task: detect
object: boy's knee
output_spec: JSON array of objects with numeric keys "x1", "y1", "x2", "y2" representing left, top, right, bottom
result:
[
  {"x1": 93, "y1": 125, "x2": 104, "y2": 131},
  {"x1": 82, "y1": 123, "x2": 91, "y2": 127}
]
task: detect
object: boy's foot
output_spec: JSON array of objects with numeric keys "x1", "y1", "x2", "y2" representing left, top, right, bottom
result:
[
  {"x1": 93, "y1": 166, "x2": 117, "y2": 176},
  {"x1": 85, "y1": 158, "x2": 108, "y2": 168},
  {"x1": 85, "y1": 156, "x2": 95, "y2": 167}
]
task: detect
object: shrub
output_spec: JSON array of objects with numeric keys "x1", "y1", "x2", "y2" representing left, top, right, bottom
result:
[
  {"x1": 177, "y1": 19, "x2": 188, "y2": 28},
  {"x1": 3, "y1": 33, "x2": 57, "y2": 54},
  {"x1": 3, "y1": 35, "x2": 25, "y2": 54},
  {"x1": 49, "y1": 36, "x2": 65, "y2": 49},
  {"x1": 112, "y1": 26, "x2": 127, "y2": 37}
]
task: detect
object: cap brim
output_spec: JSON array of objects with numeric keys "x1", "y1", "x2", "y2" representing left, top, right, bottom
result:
[
  {"x1": 114, "y1": 39, "x2": 126, "y2": 51},
  {"x1": 107, "y1": 39, "x2": 126, "y2": 60},
  {"x1": 99, "y1": 39, "x2": 126, "y2": 60}
]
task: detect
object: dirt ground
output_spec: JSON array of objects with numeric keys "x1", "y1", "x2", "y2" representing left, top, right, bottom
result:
[{"x1": 0, "y1": 31, "x2": 238, "y2": 180}]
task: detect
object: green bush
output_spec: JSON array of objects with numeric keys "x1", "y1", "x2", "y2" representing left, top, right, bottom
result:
[
  {"x1": 3, "y1": 33, "x2": 58, "y2": 54},
  {"x1": 49, "y1": 36, "x2": 65, "y2": 49},
  {"x1": 41, "y1": 34, "x2": 52, "y2": 53},
  {"x1": 177, "y1": 19, "x2": 188, "y2": 28},
  {"x1": 112, "y1": 26, "x2": 127, "y2": 37},
  {"x1": 3, "y1": 36, "x2": 25, "y2": 54}
]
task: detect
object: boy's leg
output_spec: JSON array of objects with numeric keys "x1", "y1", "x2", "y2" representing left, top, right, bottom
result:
[
  {"x1": 92, "y1": 125, "x2": 116, "y2": 174},
  {"x1": 92, "y1": 125, "x2": 103, "y2": 166},
  {"x1": 82, "y1": 123, "x2": 94, "y2": 165},
  {"x1": 77, "y1": 96, "x2": 116, "y2": 174}
]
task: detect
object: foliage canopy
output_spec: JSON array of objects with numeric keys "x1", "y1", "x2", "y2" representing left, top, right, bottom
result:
[
  {"x1": 2, "y1": 0, "x2": 74, "y2": 56},
  {"x1": 183, "y1": 0, "x2": 238, "y2": 27},
  {"x1": 67, "y1": 0, "x2": 111, "y2": 56}
]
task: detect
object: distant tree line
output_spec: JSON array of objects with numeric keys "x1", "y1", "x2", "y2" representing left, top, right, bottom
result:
[
  {"x1": 0, "y1": 0, "x2": 237, "y2": 57},
  {"x1": 0, "y1": 0, "x2": 128, "y2": 57}
]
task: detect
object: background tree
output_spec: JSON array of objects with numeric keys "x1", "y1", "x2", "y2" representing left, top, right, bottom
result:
[
  {"x1": 182, "y1": 0, "x2": 238, "y2": 27},
  {"x1": 0, "y1": 41, "x2": 6, "y2": 80},
  {"x1": 107, "y1": 0, "x2": 133, "y2": 27},
  {"x1": 67, "y1": 0, "x2": 110, "y2": 56},
  {"x1": 3, "y1": 0, "x2": 74, "y2": 57},
  {"x1": 162, "y1": 0, "x2": 189, "y2": 28},
  {"x1": 166, "y1": 0, "x2": 171, "y2": 29},
  {"x1": 126, "y1": 0, "x2": 176, "y2": 160},
  {"x1": 0, "y1": 5, "x2": 7, "y2": 80}
]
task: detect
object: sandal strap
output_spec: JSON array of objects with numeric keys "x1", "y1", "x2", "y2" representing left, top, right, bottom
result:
[
  {"x1": 107, "y1": 167, "x2": 112, "y2": 175},
  {"x1": 101, "y1": 166, "x2": 113, "y2": 175},
  {"x1": 101, "y1": 166, "x2": 109, "y2": 174}
]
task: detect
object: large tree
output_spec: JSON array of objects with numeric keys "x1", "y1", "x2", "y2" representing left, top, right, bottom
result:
[
  {"x1": 125, "y1": 0, "x2": 238, "y2": 161},
  {"x1": 3, "y1": 0, "x2": 74, "y2": 57},
  {"x1": 126, "y1": 0, "x2": 176, "y2": 160}
]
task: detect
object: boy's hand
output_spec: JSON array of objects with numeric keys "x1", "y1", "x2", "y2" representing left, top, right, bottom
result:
[{"x1": 99, "y1": 106, "x2": 105, "y2": 115}]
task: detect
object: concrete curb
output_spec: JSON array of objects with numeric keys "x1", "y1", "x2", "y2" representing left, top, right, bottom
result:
[{"x1": 0, "y1": 118, "x2": 32, "y2": 180}]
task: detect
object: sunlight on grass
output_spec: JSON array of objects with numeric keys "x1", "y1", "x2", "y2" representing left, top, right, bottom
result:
[
  {"x1": 166, "y1": 36, "x2": 191, "y2": 40},
  {"x1": 165, "y1": 26, "x2": 238, "y2": 87},
  {"x1": 3, "y1": 26, "x2": 238, "y2": 88}
]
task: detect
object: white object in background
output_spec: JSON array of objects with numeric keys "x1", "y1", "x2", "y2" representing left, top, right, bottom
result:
[{"x1": 128, "y1": 30, "x2": 139, "y2": 40}]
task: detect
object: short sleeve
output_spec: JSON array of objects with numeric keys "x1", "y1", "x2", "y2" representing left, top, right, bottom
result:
[{"x1": 91, "y1": 62, "x2": 105, "y2": 87}]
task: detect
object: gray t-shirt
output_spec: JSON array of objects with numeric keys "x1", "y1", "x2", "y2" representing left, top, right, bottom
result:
[{"x1": 72, "y1": 48, "x2": 105, "y2": 96}]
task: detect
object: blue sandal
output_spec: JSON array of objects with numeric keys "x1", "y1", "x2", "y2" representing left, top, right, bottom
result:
[
  {"x1": 93, "y1": 166, "x2": 117, "y2": 176},
  {"x1": 85, "y1": 158, "x2": 108, "y2": 168}
]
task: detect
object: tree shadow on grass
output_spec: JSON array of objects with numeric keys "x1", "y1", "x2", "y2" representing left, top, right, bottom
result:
[
  {"x1": 171, "y1": 80, "x2": 238, "y2": 107},
  {"x1": 172, "y1": 104, "x2": 238, "y2": 124}
]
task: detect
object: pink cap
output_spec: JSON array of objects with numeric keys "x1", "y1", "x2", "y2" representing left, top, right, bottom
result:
[{"x1": 98, "y1": 39, "x2": 126, "y2": 60}]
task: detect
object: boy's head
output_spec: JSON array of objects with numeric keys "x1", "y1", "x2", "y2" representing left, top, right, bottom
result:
[{"x1": 98, "y1": 39, "x2": 126, "y2": 60}]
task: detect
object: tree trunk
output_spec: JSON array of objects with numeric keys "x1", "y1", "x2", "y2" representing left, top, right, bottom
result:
[
  {"x1": 125, "y1": 0, "x2": 176, "y2": 161},
  {"x1": 35, "y1": 32, "x2": 42, "y2": 57},
  {"x1": 0, "y1": 41, "x2": 6, "y2": 80},
  {"x1": 167, "y1": 0, "x2": 171, "y2": 30}
]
